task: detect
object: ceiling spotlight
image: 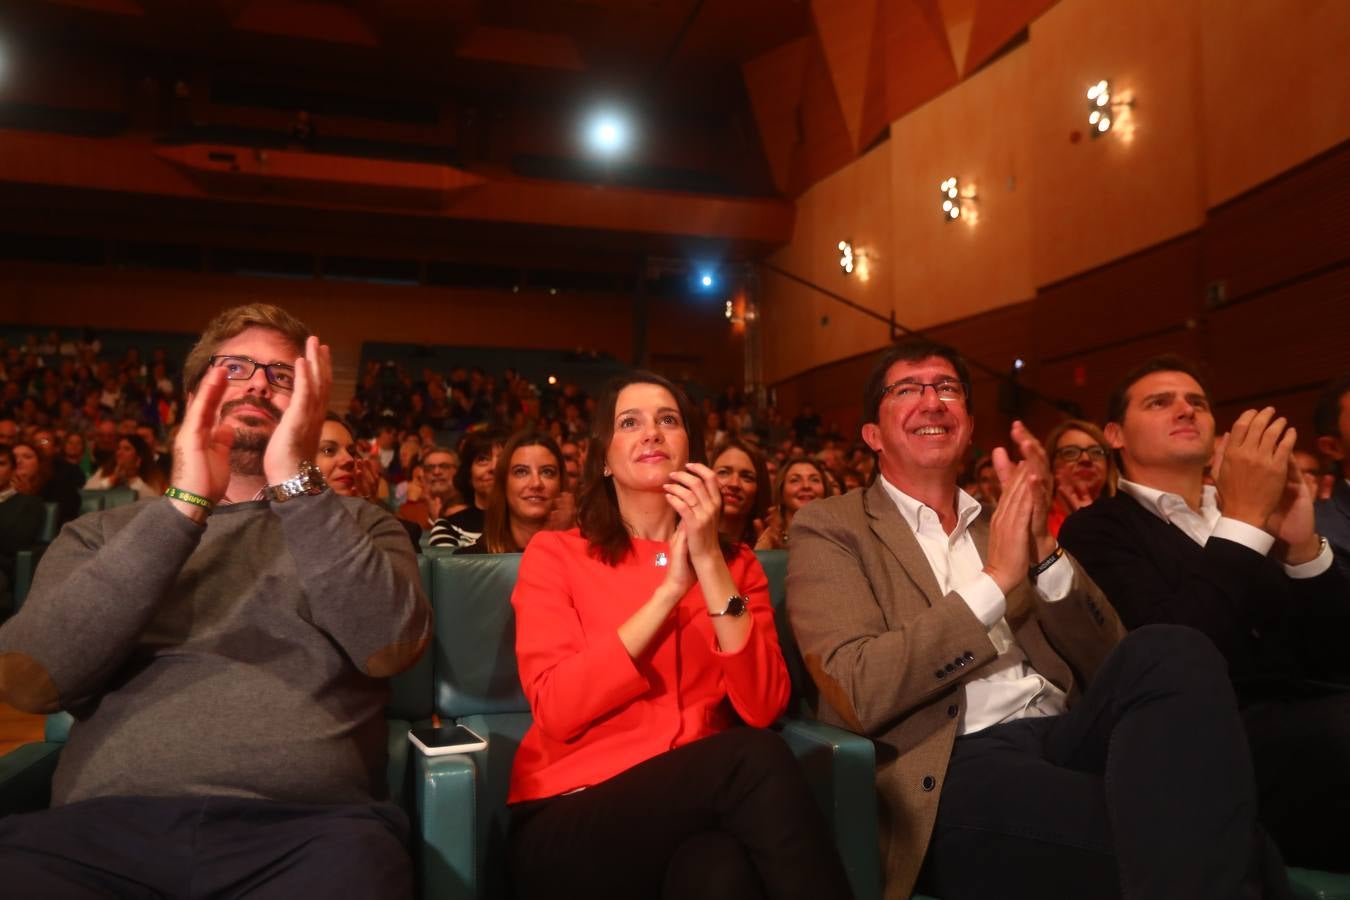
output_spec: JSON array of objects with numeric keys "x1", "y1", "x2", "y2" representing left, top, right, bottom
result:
[
  {"x1": 583, "y1": 108, "x2": 632, "y2": 159},
  {"x1": 701, "y1": 274, "x2": 713, "y2": 288},
  {"x1": 724, "y1": 300, "x2": 734, "y2": 320},
  {"x1": 1013, "y1": 357, "x2": 1025, "y2": 371},
  {"x1": 1085, "y1": 79, "x2": 1132, "y2": 139},
  {"x1": 838, "y1": 240, "x2": 855, "y2": 275},
  {"x1": 547, "y1": 375, "x2": 558, "y2": 386}
]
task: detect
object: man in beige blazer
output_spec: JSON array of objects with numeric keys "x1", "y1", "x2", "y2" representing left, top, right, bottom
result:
[{"x1": 787, "y1": 339, "x2": 1278, "y2": 900}]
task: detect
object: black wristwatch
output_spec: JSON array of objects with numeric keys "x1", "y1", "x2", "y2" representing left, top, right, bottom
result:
[
  {"x1": 266, "y1": 459, "x2": 328, "y2": 503},
  {"x1": 709, "y1": 595, "x2": 749, "y2": 618}
]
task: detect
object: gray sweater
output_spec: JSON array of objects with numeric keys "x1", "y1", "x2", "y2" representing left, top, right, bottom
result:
[{"x1": 0, "y1": 491, "x2": 432, "y2": 806}]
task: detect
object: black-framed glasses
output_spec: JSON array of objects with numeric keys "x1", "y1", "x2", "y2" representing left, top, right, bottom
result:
[
  {"x1": 207, "y1": 355, "x2": 296, "y2": 392},
  {"x1": 881, "y1": 379, "x2": 968, "y2": 404},
  {"x1": 1054, "y1": 445, "x2": 1108, "y2": 463}
]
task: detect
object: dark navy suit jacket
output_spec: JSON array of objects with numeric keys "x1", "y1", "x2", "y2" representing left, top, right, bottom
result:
[
  {"x1": 1315, "y1": 479, "x2": 1350, "y2": 584},
  {"x1": 1060, "y1": 492, "x2": 1350, "y2": 697}
]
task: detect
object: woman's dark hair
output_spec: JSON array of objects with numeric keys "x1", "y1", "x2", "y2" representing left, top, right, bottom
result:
[
  {"x1": 482, "y1": 430, "x2": 566, "y2": 554},
  {"x1": 711, "y1": 437, "x2": 770, "y2": 546},
  {"x1": 119, "y1": 434, "x2": 161, "y2": 486},
  {"x1": 578, "y1": 371, "x2": 707, "y2": 566},
  {"x1": 0, "y1": 445, "x2": 14, "y2": 472},
  {"x1": 454, "y1": 427, "x2": 506, "y2": 504}
]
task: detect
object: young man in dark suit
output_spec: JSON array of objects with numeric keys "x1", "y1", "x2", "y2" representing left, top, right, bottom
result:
[
  {"x1": 1060, "y1": 356, "x2": 1350, "y2": 872},
  {"x1": 789, "y1": 339, "x2": 1281, "y2": 900}
]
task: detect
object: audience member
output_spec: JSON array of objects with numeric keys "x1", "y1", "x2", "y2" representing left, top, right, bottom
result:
[
  {"x1": 0, "y1": 417, "x2": 16, "y2": 447},
  {"x1": 400, "y1": 446, "x2": 458, "y2": 530},
  {"x1": 83, "y1": 434, "x2": 163, "y2": 500},
  {"x1": 461, "y1": 431, "x2": 568, "y2": 554},
  {"x1": 11, "y1": 439, "x2": 79, "y2": 526},
  {"x1": 0, "y1": 446, "x2": 45, "y2": 612},
  {"x1": 428, "y1": 429, "x2": 504, "y2": 548},
  {"x1": 972, "y1": 453, "x2": 1001, "y2": 508},
  {"x1": 788, "y1": 339, "x2": 1283, "y2": 899},
  {"x1": 1043, "y1": 418, "x2": 1116, "y2": 537},
  {"x1": 755, "y1": 456, "x2": 832, "y2": 550},
  {"x1": 317, "y1": 414, "x2": 420, "y2": 552},
  {"x1": 1313, "y1": 375, "x2": 1350, "y2": 579},
  {"x1": 1060, "y1": 355, "x2": 1350, "y2": 871},
  {"x1": 711, "y1": 438, "x2": 770, "y2": 549},
  {"x1": 0, "y1": 303, "x2": 432, "y2": 895},
  {"x1": 507, "y1": 372, "x2": 849, "y2": 900},
  {"x1": 32, "y1": 427, "x2": 86, "y2": 493}
]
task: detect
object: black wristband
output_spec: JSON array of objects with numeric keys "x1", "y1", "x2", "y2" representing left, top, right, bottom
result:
[{"x1": 1029, "y1": 544, "x2": 1064, "y2": 579}]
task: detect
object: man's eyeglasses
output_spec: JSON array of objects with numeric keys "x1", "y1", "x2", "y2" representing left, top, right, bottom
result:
[
  {"x1": 424, "y1": 462, "x2": 456, "y2": 472},
  {"x1": 881, "y1": 380, "x2": 968, "y2": 404},
  {"x1": 1054, "y1": 445, "x2": 1108, "y2": 463},
  {"x1": 207, "y1": 355, "x2": 296, "y2": 392}
]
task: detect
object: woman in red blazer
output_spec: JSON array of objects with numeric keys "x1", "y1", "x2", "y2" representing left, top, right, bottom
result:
[{"x1": 507, "y1": 371, "x2": 850, "y2": 900}]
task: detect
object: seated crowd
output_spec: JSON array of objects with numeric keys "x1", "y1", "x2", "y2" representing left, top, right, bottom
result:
[{"x1": 0, "y1": 303, "x2": 1346, "y2": 899}]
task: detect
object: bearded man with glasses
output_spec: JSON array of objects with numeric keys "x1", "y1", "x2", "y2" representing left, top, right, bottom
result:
[
  {"x1": 786, "y1": 338, "x2": 1288, "y2": 899},
  {"x1": 0, "y1": 303, "x2": 431, "y2": 898}
]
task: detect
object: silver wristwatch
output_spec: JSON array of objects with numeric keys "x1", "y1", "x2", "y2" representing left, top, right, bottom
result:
[{"x1": 266, "y1": 459, "x2": 328, "y2": 503}]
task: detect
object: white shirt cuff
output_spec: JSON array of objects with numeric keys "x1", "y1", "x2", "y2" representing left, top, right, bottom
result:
[
  {"x1": 1283, "y1": 540, "x2": 1334, "y2": 579},
  {"x1": 1211, "y1": 517, "x2": 1275, "y2": 556},
  {"x1": 1033, "y1": 552, "x2": 1073, "y2": 602},
  {"x1": 956, "y1": 573, "x2": 1007, "y2": 629}
]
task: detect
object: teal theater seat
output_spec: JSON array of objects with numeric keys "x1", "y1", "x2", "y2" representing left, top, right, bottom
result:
[{"x1": 430, "y1": 550, "x2": 883, "y2": 900}]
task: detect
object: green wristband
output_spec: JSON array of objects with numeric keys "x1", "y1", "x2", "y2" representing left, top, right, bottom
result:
[{"x1": 164, "y1": 486, "x2": 214, "y2": 512}]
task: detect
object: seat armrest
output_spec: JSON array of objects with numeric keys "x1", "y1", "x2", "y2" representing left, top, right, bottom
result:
[
  {"x1": 776, "y1": 717, "x2": 882, "y2": 900},
  {"x1": 413, "y1": 746, "x2": 478, "y2": 900},
  {"x1": 0, "y1": 742, "x2": 62, "y2": 815},
  {"x1": 12, "y1": 546, "x2": 47, "y2": 614}
]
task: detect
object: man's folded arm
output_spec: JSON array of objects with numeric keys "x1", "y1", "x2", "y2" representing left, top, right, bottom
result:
[
  {"x1": 786, "y1": 504, "x2": 996, "y2": 737},
  {"x1": 0, "y1": 500, "x2": 205, "y2": 713},
  {"x1": 273, "y1": 491, "x2": 432, "y2": 678}
]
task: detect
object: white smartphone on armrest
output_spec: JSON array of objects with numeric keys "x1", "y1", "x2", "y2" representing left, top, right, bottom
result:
[{"x1": 408, "y1": 724, "x2": 487, "y2": 756}]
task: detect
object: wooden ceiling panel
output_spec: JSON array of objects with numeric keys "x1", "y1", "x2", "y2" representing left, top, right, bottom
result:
[
  {"x1": 965, "y1": 0, "x2": 1057, "y2": 72},
  {"x1": 788, "y1": 35, "x2": 855, "y2": 196},
  {"x1": 231, "y1": 1, "x2": 381, "y2": 47},
  {"x1": 877, "y1": 0, "x2": 960, "y2": 126},
  {"x1": 811, "y1": 0, "x2": 880, "y2": 153},
  {"x1": 742, "y1": 36, "x2": 812, "y2": 195}
]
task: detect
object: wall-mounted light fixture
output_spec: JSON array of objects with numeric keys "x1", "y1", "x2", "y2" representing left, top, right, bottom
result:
[
  {"x1": 940, "y1": 177, "x2": 978, "y2": 222},
  {"x1": 1086, "y1": 80, "x2": 1132, "y2": 138},
  {"x1": 838, "y1": 240, "x2": 854, "y2": 274}
]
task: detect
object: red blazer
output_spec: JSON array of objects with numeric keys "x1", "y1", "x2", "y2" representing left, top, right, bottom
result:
[{"x1": 507, "y1": 529, "x2": 790, "y2": 803}]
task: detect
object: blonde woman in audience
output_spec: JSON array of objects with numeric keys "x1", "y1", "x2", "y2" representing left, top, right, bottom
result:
[
  {"x1": 1043, "y1": 418, "x2": 1116, "y2": 538},
  {"x1": 507, "y1": 371, "x2": 849, "y2": 900},
  {"x1": 755, "y1": 456, "x2": 834, "y2": 550},
  {"x1": 83, "y1": 435, "x2": 163, "y2": 499},
  {"x1": 460, "y1": 430, "x2": 569, "y2": 554},
  {"x1": 711, "y1": 437, "x2": 770, "y2": 549}
]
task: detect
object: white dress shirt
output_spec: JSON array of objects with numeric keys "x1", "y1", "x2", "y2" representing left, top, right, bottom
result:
[
  {"x1": 878, "y1": 476, "x2": 1070, "y2": 735},
  {"x1": 1116, "y1": 479, "x2": 1332, "y2": 578}
]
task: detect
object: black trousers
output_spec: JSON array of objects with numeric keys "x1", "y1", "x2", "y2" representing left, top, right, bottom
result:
[
  {"x1": 915, "y1": 625, "x2": 1287, "y2": 900},
  {"x1": 1244, "y1": 688, "x2": 1350, "y2": 871},
  {"x1": 508, "y1": 726, "x2": 852, "y2": 900},
  {"x1": 0, "y1": 795, "x2": 412, "y2": 899}
]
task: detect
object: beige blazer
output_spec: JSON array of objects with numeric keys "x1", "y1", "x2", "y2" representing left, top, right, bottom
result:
[{"x1": 786, "y1": 479, "x2": 1124, "y2": 899}]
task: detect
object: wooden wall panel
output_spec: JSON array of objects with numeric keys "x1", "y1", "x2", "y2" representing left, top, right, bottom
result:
[
  {"x1": 1201, "y1": 266, "x2": 1350, "y2": 404},
  {"x1": 1202, "y1": 142, "x2": 1350, "y2": 303},
  {"x1": 1199, "y1": 0, "x2": 1350, "y2": 206},
  {"x1": 1033, "y1": 235, "x2": 1202, "y2": 362}
]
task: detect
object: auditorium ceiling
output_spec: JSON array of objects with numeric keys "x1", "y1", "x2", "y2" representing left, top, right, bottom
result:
[{"x1": 0, "y1": 0, "x2": 1057, "y2": 270}]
